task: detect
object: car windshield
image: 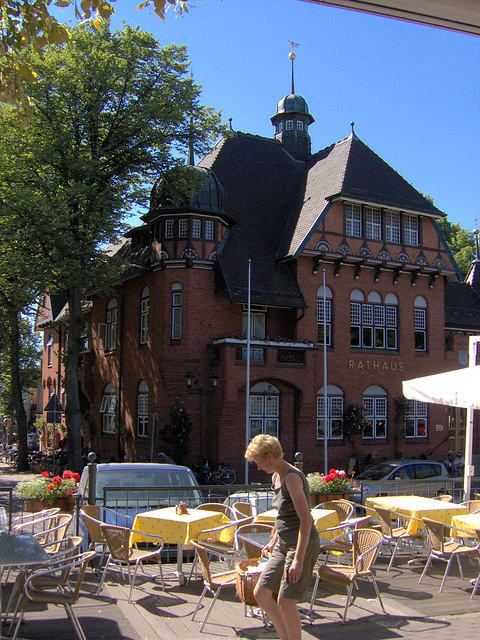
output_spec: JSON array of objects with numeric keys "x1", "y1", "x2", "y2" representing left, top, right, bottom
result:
[
  {"x1": 356, "y1": 464, "x2": 397, "y2": 481},
  {"x1": 95, "y1": 468, "x2": 199, "y2": 500}
]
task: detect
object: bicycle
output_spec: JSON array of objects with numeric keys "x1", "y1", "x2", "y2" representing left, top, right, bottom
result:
[{"x1": 208, "y1": 463, "x2": 236, "y2": 485}]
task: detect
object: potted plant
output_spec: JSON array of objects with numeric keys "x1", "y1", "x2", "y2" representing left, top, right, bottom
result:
[
  {"x1": 18, "y1": 470, "x2": 80, "y2": 512},
  {"x1": 306, "y1": 469, "x2": 357, "y2": 506}
]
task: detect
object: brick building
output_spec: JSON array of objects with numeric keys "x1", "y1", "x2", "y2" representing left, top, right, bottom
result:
[{"x1": 36, "y1": 81, "x2": 480, "y2": 482}]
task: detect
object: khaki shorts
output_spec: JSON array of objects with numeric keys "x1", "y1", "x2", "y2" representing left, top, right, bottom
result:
[{"x1": 257, "y1": 535, "x2": 320, "y2": 602}]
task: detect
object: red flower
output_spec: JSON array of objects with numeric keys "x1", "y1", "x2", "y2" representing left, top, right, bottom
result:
[
  {"x1": 72, "y1": 472, "x2": 80, "y2": 483},
  {"x1": 41, "y1": 471, "x2": 50, "y2": 478},
  {"x1": 47, "y1": 484, "x2": 54, "y2": 492},
  {"x1": 62, "y1": 470, "x2": 72, "y2": 479},
  {"x1": 52, "y1": 476, "x2": 62, "y2": 486}
]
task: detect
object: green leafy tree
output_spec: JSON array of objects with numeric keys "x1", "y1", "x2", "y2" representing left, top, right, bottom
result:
[
  {"x1": 0, "y1": 0, "x2": 199, "y2": 113},
  {"x1": 9, "y1": 23, "x2": 223, "y2": 471},
  {"x1": 160, "y1": 399, "x2": 192, "y2": 465},
  {"x1": 437, "y1": 218, "x2": 475, "y2": 278}
]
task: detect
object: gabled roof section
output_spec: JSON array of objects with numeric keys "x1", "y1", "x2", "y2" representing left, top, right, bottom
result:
[
  {"x1": 279, "y1": 133, "x2": 445, "y2": 259},
  {"x1": 199, "y1": 132, "x2": 306, "y2": 308},
  {"x1": 445, "y1": 281, "x2": 480, "y2": 329}
]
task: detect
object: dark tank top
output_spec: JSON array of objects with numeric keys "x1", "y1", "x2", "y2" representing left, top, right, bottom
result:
[{"x1": 272, "y1": 467, "x2": 318, "y2": 547}]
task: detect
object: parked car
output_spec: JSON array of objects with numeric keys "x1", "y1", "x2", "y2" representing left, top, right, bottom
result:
[
  {"x1": 352, "y1": 459, "x2": 451, "y2": 503},
  {"x1": 78, "y1": 462, "x2": 203, "y2": 510},
  {"x1": 26, "y1": 433, "x2": 38, "y2": 451},
  {"x1": 224, "y1": 488, "x2": 275, "y2": 516}
]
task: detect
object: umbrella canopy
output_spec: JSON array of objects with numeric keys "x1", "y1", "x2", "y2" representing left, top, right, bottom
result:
[{"x1": 402, "y1": 365, "x2": 480, "y2": 410}]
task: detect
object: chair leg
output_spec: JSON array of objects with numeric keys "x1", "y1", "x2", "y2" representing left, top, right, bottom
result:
[
  {"x1": 419, "y1": 553, "x2": 433, "y2": 583},
  {"x1": 191, "y1": 585, "x2": 208, "y2": 622},
  {"x1": 387, "y1": 541, "x2": 400, "y2": 571},
  {"x1": 65, "y1": 603, "x2": 88, "y2": 640},
  {"x1": 470, "y1": 573, "x2": 480, "y2": 599},
  {"x1": 341, "y1": 583, "x2": 355, "y2": 624},
  {"x1": 199, "y1": 587, "x2": 222, "y2": 632},
  {"x1": 96, "y1": 557, "x2": 112, "y2": 595},
  {"x1": 369, "y1": 576, "x2": 386, "y2": 613},
  {"x1": 129, "y1": 563, "x2": 141, "y2": 603},
  {"x1": 440, "y1": 557, "x2": 455, "y2": 593},
  {"x1": 308, "y1": 573, "x2": 320, "y2": 615}
]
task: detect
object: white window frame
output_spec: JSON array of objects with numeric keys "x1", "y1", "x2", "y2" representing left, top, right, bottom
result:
[
  {"x1": 192, "y1": 219, "x2": 201, "y2": 238},
  {"x1": 363, "y1": 393, "x2": 387, "y2": 439},
  {"x1": 317, "y1": 392, "x2": 344, "y2": 440},
  {"x1": 345, "y1": 203, "x2": 362, "y2": 237},
  {"x1": 140, "y1": 291, "x2": 149, "y2": 345},
  {"x1": 296, "y1": 120, "x2": 304, "y2": 132},
  {"x1": 105, "y1": 302, "x2": 117, "y2": 352},
  {"x1": 404, "y1": 214, "x2": 419, "y2": 246},
  {"x1": 165, "y1": 219, "x2": 174, "y2": 238},
  {"x1": 171, "y1": 285, "x2": 182, "y2": 340},
  {"x1": 100, "y1": 389, "x2": 116, "y2": 434},
  {"x1": 317, "y1": 286, "x2": 332, "y2": 346},
  {"x1": 365, "y1": 206, "x2": 382, "y2": 240},
  {"x1": 46, "y1": 335, "x2": 53, "y2": 366},
  {"x1": 179, "y1": 219, "x2": 188, "y2": 238},
  {"x1": 205, "y1": 220, "x2": 214, "y2": 240},
  {"x1": 405, "y1": 399, "x2": 428, "y2": 438},
  {"x1": 385, "y1": 210, "x2": 401, "y2": 243},
  {"x1": 249, "y1": 383, "x2": 279, "y2": 440},
  {"x1": 414, "y1": 296, "x2": 427, "y2": 352},
  {"x1": 286, "y1": 120, "x2": 294, "y2": 131},
  {"x1": 137, "y1": 381, "x2": 149, "y2": 438},
  {"x1": 242, "y1": 311, "x2": 266, "y2": 340}
]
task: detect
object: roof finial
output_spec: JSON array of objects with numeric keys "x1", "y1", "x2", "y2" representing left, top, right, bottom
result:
[
  {"x1": 474, "y1": 218, "x2": 480, "y2": 262},
  {"x1": 288, "y1": 39, "x2": 300, "y2": 95},
  {"x1": 229, "y1": 117, "x2": 233, "y2": 131},
  {"x1": 351, "y1": 121, "x2": 355, "y2": 135}
]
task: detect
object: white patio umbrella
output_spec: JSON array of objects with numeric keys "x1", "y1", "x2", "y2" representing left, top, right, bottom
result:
[{"x1": 403, "y1": 338, "x2": 480, "y2": 501}]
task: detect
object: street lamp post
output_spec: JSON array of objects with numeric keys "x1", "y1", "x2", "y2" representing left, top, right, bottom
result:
[{"x1": 183, "y1": 371, "x2": 220, "y2": 459}]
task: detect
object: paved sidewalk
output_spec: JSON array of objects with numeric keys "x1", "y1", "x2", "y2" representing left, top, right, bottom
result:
[{"x1": 1, "y1": 461, "x2": 480, "y2": 639}]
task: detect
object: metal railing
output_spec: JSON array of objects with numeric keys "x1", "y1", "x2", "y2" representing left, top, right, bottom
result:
[{"x1": 355, "y1": 476, "x2": 480, "y2": 504}]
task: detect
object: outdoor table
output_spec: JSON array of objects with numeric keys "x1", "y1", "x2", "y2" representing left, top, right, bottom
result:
[
  {"x1": 365, "y1": 495, "x2": 469, "y2": 535},
  {"x1": 255, "y1": 508, "x2": 339, "y2": 540},
  {"x1": 130, "y1": 507, "x2": 230, "y2": 585},
  {"x1": 451, "y1": 512, "x2": 480, "y2": 539},
  {"x1": 0, "y1": 534, "x2": 48, "y2": 632}
]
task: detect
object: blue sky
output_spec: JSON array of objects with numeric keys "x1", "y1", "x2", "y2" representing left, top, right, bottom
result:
[{"x1": 56, "y1": 0, "x2": 479, "y2": 231}]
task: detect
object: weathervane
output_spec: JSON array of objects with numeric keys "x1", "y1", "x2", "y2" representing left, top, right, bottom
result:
[{"x1": 288, "y1": 39, "x2": 300, "y2": 94}]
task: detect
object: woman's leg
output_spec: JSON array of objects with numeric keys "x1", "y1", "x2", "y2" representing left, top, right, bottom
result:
[
  {"x1": 254, "y1": 585, "x2": 301, "y2": 640},
  {"x1": 254, "y1": 585, "x2": 289, "y2": 640}
]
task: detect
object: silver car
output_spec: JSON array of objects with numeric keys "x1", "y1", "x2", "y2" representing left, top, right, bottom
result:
[{"x1": 353, "y1": 459, "x2": 451, "y2": 503}]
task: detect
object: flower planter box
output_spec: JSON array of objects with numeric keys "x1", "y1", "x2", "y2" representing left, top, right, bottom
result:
[
  {"x1": 310, "y1": 493, "x2": 348, "y2": 506},
  {"x1": 24, "y1": 498, "x2": 74, "y2": 513}
]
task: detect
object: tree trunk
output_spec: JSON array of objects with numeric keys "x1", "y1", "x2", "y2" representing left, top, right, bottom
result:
[
  {"x1": 64, "y1": 287, "x2": 84, "y2": 472},
  {"x1": 8, "y1": 306, "x2": 28, "y2": 471}
]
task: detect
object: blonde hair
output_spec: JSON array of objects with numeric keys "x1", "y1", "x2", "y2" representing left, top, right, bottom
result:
[{"x1": 245, "y1": 434, "x2": 283, "y2": 461}]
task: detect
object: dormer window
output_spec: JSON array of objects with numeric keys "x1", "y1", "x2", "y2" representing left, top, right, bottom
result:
[
  {"x1": 286, "y1": 120, "x2": 294, "y2": 131},
  {"x1": 404, "y1": 214, "x2": 419, "y2": 246},
  {"x1": 297, "y1": 120, "x2": 304, "y2": 132}
]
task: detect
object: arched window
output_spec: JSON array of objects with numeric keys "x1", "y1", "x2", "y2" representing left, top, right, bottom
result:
[
  {"x1": 137, "y1": 380, "x2": 149, "y2": 438},
  {"x1": 249, "y1": 382, "x2": 280, "y2": 440},
  {"x1": 351, "y1": 290, "x2": 398, "y2": 350},
  {"x1": 105, "y1": 299, "x2": 117, "y2": 352},
  {"x1": 317, "y1": 385, "x2": 344, "y2": 440},
  {"x1": 317, "y1": 285, "x2": 333, "y2": 346},
  {"x1": 100, "y1": 383, "x2": 116, "y2": 434},
  {"x1": 363, "y1": 386, "x2": 387, "y2": 439},
  {"x1": 140, "y1": 287, "x2": 149, "y2": 345},
  {"x1": 171, "y1": 284, "x2": 182, "y2": 340},
  {"x1": 414, "y1": 296, "x2": 427, "y2": 352}
]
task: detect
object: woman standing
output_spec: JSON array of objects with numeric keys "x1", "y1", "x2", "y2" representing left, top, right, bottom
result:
[{"x1": 245, "y1": 434, "x2": 320, "y2": 640}]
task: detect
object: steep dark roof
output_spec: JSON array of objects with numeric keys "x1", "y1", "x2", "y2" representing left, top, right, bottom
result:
[
  {"x1": 199, "y1": 132, "x2": 306, "y2": 308},
  {"x1": 445, "y1": 281, "x2": 480, "y2": 328},
  {"x1": 280, "y1": 133, "x2": 445, "y2": 258}
]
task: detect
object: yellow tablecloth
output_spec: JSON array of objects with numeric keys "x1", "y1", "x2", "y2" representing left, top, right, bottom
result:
[
  {"x1": 255, "y1": 508, "x2": 339, "y2": 540},
  {"x1": 365, "y1": 495, "x2": 469, "y2": 534},
  {"x1": 451, "y1": 512, "x2": 480, "y2": 538},
  {"x1": 130, "y1": 507, "x2": 230, "y2": 546}
]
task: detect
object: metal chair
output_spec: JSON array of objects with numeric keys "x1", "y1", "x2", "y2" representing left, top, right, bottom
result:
[
  {"x1": 468, "y1": 528, "x2": 480, "y2": 599},
  {"x1": 314, "y1": 499, "x2": 355, "y2": 522},
  {"x1": 309, "y1": 528, "x2": 385, "y2": 624},
  {"x1": 419, "y1": 518, "x2": 480, "y2": 592},
  {"x1": 234, "y1": 522, "x2": 274, "y2": 558},
  {"x1": 190, "y1": 539, "x2": 239, "y2": 632},
  {"x1": 462, "y1": 500, "x2": 480, "y2": 513},
  {"x1": 374, "y1": 506, "x2": 425, "y2": 571},
  {"x1": 436, "y1": 494, "x2": 453, "y2": 502},
  {"x1": 317, "y1": 515, "x2": 372, "y2": 564},
  {"x1": 6, "y1": 535, "x2": 84, "y2": 631},
  {"x1": 10, "y1": 550, "x2": 96, "y2": 640},
  {"x1": 232, "y1": 501, "x2": 254, "y2": 519},
  {"x1": 195, "y1": 503, "x2": 239, "y2": 520},
  {"x1": 79, "y1": 505, "x2": 133, "y2": 566},
  {"x1": 187, "y1": 516, "x2": 253, "y2": 583},
  {"x1": 97, "y1": 523, "x2": 165, "y2": 602}
]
